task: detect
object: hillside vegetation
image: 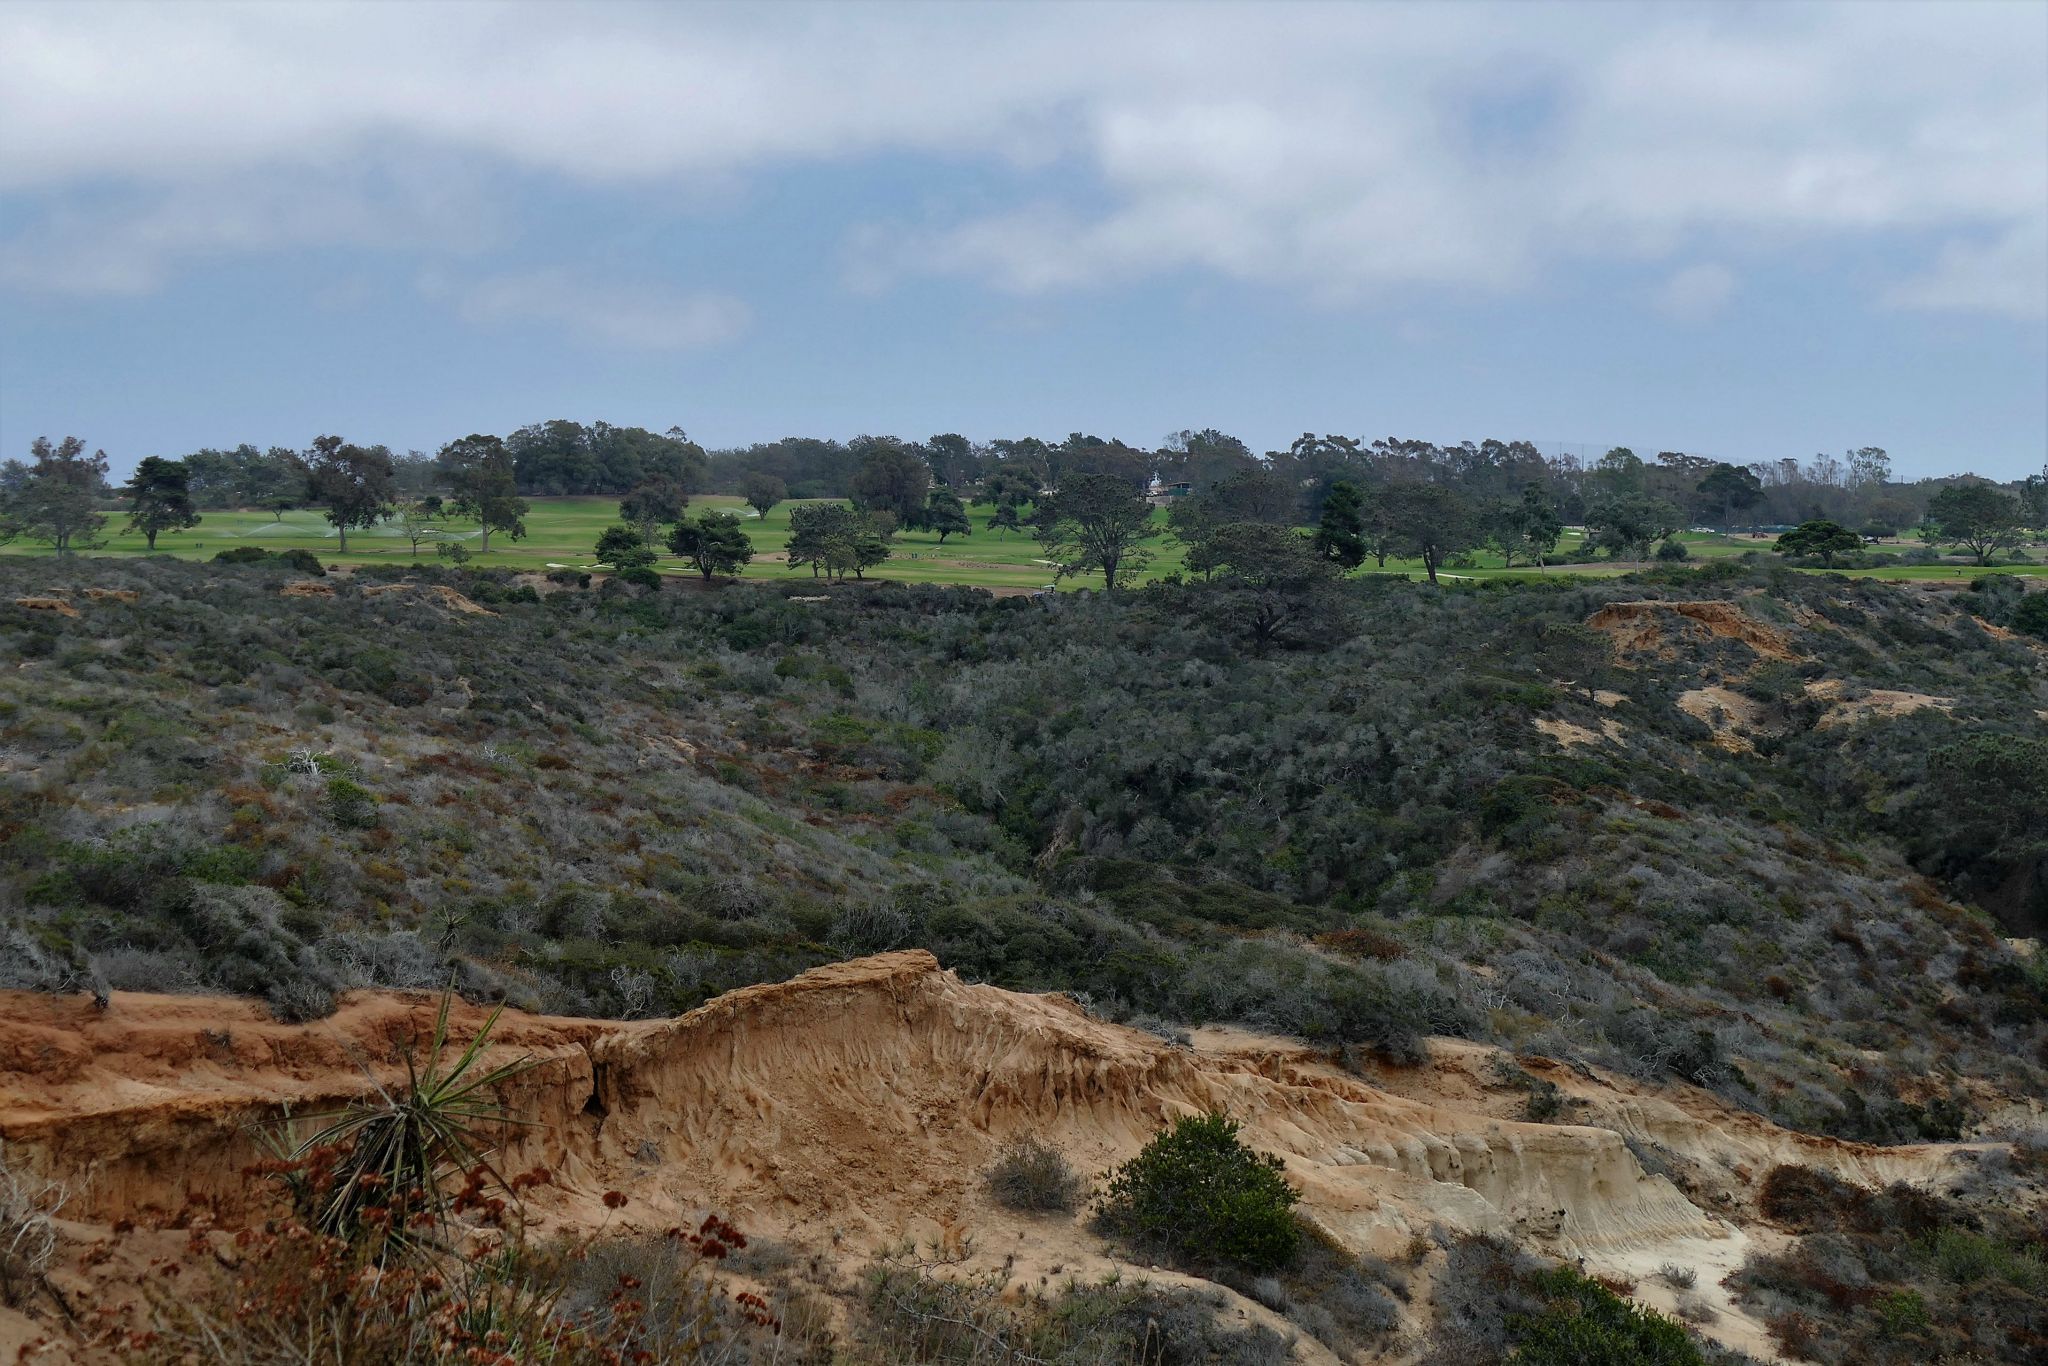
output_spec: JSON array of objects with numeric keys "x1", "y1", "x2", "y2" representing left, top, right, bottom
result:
[{"x1": 1, "y1": 557, "x2": 2043, "y2": 1148}]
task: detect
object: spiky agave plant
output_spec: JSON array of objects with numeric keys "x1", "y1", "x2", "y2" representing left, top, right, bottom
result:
[{"x1": 259, "y1": 987, "x2": 536, "y2": 1260}]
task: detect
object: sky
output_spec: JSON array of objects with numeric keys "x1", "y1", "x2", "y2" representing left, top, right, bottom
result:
[{"x1": 1, "y1": 0, "x2": 2044, "y2": 481}]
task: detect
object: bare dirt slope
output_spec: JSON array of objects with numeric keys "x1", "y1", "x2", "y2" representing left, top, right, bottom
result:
[
  {"x1": 0, "y1": 952, "x2": 2011, "y2": 1362},
  {"x1": 1586, "y1": 599, "x2": 1802, "y2": 662}
]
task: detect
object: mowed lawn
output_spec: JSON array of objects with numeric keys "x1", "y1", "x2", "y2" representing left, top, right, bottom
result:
[
  {"x1": 0, "y1": 496, "x2": 1164, "y2": 592},
  {"x1": 4, "y1": 496, "x2": 2040, "y2": 588}
]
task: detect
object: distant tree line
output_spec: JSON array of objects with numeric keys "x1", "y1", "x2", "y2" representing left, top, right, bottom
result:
[{"x1": 3, "y1": 423, "x2": 2043, "y2": 576}]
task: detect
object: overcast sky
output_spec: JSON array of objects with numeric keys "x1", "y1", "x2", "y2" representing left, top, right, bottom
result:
[{"x1": 2, "y1": 0, "x2": 2044, "y2": 479}]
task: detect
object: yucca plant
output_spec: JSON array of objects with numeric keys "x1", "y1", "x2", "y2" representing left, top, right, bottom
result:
[{"x1": 257, "y1": 987, "x2": 536, "y2": 1261}]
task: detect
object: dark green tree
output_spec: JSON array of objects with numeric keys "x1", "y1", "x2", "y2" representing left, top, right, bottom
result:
[
  {"x1": 1585, "y1": 494, "x2": 1681, "y2": 561},
  {"x1": 1383, "y1": 483, "x2": 1479, "y2": 584},
  {"x1": 504, "y1": 419, "x2": 704, "y2": 496},
  {"x1": 1695, "y1": 462, "x2": 1764, "y2": 527},
  {"x1": 1184, "y1": 522, "x2": 1352, "y2": 656},
  {"x1": 785, "y1": 503, "x2": 843, "y2": 579},
  {"x1": 1592, "y1": 446, "x2": 1647, "y2": 497},
  {"x1": 922, "y1": 487, "x2": 972, "y2": 545},
  {"x1": 1163, "y1": 428, "x2": 1260, "y2": 489},
  {"x1": 848, "y1": 439, "x2": 931, "y2": 525},
  {"x1": 243, "y1": 448, "x2": 307, "y2": 514},
  {"x1": 739, "y1": 472, "x2": 786, "y2": 521},
  {"x1": 1926, "y1": 483, "x2": 2025, "y2": 566},
  {"x1": 1357, "y1": 486, "x2": 1401, "y2": 568},
  {"x1": 1311, "y1": 479, "x2": 1366, "y2": 568},
  {"x1": 846, "y1": 514, "x2": 894, "y2": 579},
  {"x1": 987, "y1": 502, "x2": 1023, "y2": 537},
  {"x1": 1775, "y1": 520, "x2": 1863, "y2": 568},
  {"x1": 438, "y1": 434, "x2": 528, "y2": 554},
  {"x1": 1202, "y1": 468, "x2": 1300, "y2": 525},
  {"x1": 786, "y1": 504, "x2": 892, "y2": 581},
  {"x1": 620, "y1": 477, "x2": 688, "y2": 547},
  {"x1": 667, "y1": 511, "x2": 754, "y2": 580},
  {"x1": 1516, "y1": 483, "x2": 1564, "y2": 566},
  {"x1": 122, "y1": 455, "x2": 200, "y2": 550},
  {"x1": 594, "y1": 524, "x2": 656, "y2": 570},
  {"x1": 2019, "y1": 469, "x2": 2047, "y2": 529},
  {"x1": 982, "y1": 468, "x2": 1040, "y2": 510},
  {"x1": 1483, "y1": 484, "x2": 1564, "y2": 569},
  {"x1": 924, "y1": 432, "x2": 978, "y2": 488},
  {"x1": 303, "y1": 436, "x2": 396, "y2": 554},
  {"x1": 1033, "y1": 473, "x2": 1156, "y2": 590}
]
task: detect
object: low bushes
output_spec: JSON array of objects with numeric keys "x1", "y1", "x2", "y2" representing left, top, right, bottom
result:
[
  {"x1": 1, "y1": 553, "x2": 2044, "y2": 1161},
  {"x1": 984, "y1": 1136, "x2": 1082, "y2": 1214},
  {"x1": 1509, "y1": 1265, "x2": 1704, "y2": 1365},
  {"x1": 860, "y1": 1264, "x2": 1290, "y2": 1365},
  {"x1": 1429, "y1": 1232, "x2": 1708, "y2": 1366},
  {"x1": 1734, "y1": 1165, "x2": 2048, "y2": 1364},
  {"x1": 1094, "y1": 1112, "x2": 1301, "y2": 1272}
]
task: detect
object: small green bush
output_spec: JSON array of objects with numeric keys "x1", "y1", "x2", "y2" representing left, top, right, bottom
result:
[
  {"x1": 2015, "y1": 590, "x2": 2048, "y2": 641},
  {"x1": 325, "y1": 776, "x2": 378, "y2": 829},
  {"x1": 1508, "y1": 1265, "x2": 1702, "y2": 1365},
  {"x1": 1095, "y1": 1112, "x2": 1301, "y2": 1271},
  {"x1": 1875, "y1": 1288, "x2": 1930, "y2": 1336},
  {"x1": 1923, "y1": 1226, "x2": 2047, "y2": 1289},
  {"x1": 275, "y1": 548, "x2": 326, "y2": 575}
]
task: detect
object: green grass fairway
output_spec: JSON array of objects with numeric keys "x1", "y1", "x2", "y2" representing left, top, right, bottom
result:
[{"x1": 4, "y1": 496, "x2": 2040, "y2": 588}]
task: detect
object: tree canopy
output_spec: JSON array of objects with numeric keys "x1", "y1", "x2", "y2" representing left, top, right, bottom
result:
[
  {"x1": 507, "y1": 420, "x2": 704, "y2": 496},
  {"x1": 1775, "y1": 520, "x2": 1863, "y2": 568},
  {"x1": 1586, "y1": 494, "x2": 1682, "y2": 561},
  {"x1": 1926, "y1": 483, "x2": 2025, "y2": 566},
  {"x1": 848, "y1": 439, "x2": 932, "y2": 525},
  {"x1": 620, "y1": 477, "x2": 688, "y2": 546},
  {"x1": 786, "y1": 503, "x2": 892, "y2": 581},
  {"x1": 739, "y1": 472, "x2": 786, "y2": 521},
  {"x1": 122, "y1": 456, "x2": 201, "y2": 551},
  {"x1": 1695, "y1": 463, "x2": 1765, "y2": 526},
  {"x1": 667, "y1": 510, "x2": 754, "y2": 581},
  {"x1": 594, "y1": 524, "x2": 657, "y2": 571},
  {"x1": 438, "y1": 434, "x2": 528, "y2": 553},
  {"x1": 1181, "y1": 521, "x2": 1352, "y2": 656},
  {"x1": 0, "y1": 436, "x2": 110, "y2": 554},
  {"x1": 1381, "y1": 483, "x2": 1480, "y2": 584},
  {"x1": 1034, "y1": 474, "x2": 1156, "y2": 590},
  {"x1": 1311, "y1": 480, "x2": 1366, "y2": 569},
  {"x1": 302, "y1": 435, "x2": 395, "y2": 554}
]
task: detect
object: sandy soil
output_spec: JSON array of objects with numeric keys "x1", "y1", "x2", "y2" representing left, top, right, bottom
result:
[{"x1": 0, "y1": 953, "x2": 2019, "y2": 1362}]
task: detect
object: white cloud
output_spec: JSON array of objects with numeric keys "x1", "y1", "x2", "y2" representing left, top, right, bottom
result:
[
  {"x1": 0, "y1": 1, "x2": 2041, "y2": 319},
  {"x1": 0, "y1": 165, "x2": 486, "y2": 295},
  {"x1": 1885, "y1": 224, "x2": 2048, "y2": 320},
  {"x1": 453, "y1": 271, "x2": 750, "y2": 350},
  {"x1": 1654, "y1": 263, "x2": 1737, "y2": 322}
]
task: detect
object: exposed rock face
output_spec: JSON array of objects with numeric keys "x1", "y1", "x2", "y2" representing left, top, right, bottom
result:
[
  {"x1": 1587, "y1": 599, "x2": 1801, "y2": 662},
  {"x1": 0, "y1": 953, "x2": 2009, "y2": 1362}
]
